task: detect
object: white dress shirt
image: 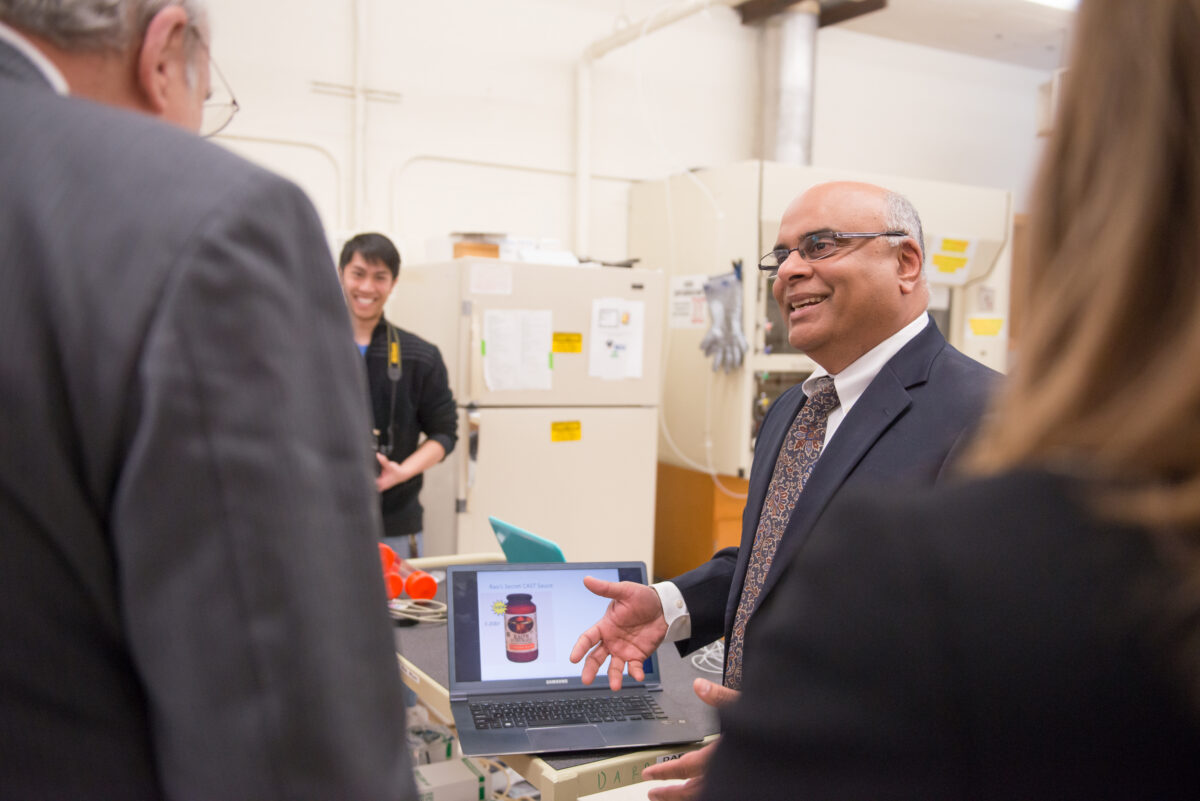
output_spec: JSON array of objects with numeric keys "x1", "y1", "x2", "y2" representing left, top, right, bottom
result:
[{"x1": 655, "y1": 313, "x2": 932, "y2": 642}]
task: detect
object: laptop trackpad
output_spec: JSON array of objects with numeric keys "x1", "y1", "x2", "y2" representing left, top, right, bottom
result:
[{"x1": 527, "y1": 724, "x2": 606, "y2": 752}]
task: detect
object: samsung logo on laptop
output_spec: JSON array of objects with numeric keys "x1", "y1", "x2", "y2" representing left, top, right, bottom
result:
[{"x1": 545, "y1": 679, "x2": 568, "y2": 685}]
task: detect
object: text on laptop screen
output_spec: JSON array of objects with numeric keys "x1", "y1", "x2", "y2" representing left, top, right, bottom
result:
[{"x1": 454, "y1": 566, "x2": 644, "y2": 683}]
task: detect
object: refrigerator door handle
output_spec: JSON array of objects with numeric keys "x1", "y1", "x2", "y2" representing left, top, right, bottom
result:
[{"x1": 465, "y1": 405, "x2": 481, "y2": 503}]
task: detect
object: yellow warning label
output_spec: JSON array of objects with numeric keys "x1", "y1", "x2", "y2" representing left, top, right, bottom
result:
[
  {"x1": 939, "y1": 238, "x2": 970, "y2": 253},
  {"x1": 932, "y1": 253, "x2": 969, "y2": 273},
  {"x1": 968, "y1": 317, "x2": 1004, "y2": 337},
  {"x1": 550, "y1": 421, "x2": 582, "y2": 442},
  {"x1": 552, "y1": 333, "x2": 583, "y2": 353}
]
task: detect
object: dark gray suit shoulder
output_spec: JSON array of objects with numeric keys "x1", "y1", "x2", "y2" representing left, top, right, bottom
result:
[
  {"x1": 5, "y1": 75, "x2": 307, "y2": 237},
  {"x1": 2, "y1": 64, "x2": 413, "y2": 799}
]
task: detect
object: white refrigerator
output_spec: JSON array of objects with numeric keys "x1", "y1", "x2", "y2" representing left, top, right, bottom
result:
[{"x1": 384, "y1": 261, "x2": 664, "y2": 571}]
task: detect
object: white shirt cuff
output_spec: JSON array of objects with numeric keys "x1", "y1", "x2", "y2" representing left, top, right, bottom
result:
[{"x1": 652, "y1": 580, "x2": 691, "y2": 642}]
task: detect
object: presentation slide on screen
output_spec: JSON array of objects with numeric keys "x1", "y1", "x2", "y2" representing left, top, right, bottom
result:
[{"x1": 475, "y1": 568, "x2": 620, "y2": 682}]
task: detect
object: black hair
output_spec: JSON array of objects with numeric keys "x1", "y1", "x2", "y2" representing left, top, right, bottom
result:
[{"x1": 338, "y1": 232, "x2": 400, "y2": 279}]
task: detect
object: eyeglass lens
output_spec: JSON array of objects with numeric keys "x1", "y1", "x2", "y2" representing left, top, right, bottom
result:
[
  {"x1": 198, "y1": 46, "x2": 238, "y2": 138},
  {"x1": 762, "y1": 234, "x2": 840, "y2": 270},
  {"x1": 201, "y1": 100, "x2": 237, "y2": 138}
]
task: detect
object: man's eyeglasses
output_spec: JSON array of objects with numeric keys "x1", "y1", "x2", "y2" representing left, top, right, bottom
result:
[
  {"x1": 188, "y1": 26, "x2": 239, "y2": 138},
  {"x1": 758, "y1": 231, "x2": 907, "y2": 272},
  {"x1": 201, "y1": 57, "x2": 239, "y2": 138}
]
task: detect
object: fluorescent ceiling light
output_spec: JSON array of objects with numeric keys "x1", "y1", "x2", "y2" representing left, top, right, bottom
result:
[{"x1": 1024, "y1": 0, "x2": 1079, "y2": 10}]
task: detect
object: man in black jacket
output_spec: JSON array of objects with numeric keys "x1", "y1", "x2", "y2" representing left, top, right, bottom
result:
[{"x1": 338, "y1": 232, "x2": 457, "y2": 557}]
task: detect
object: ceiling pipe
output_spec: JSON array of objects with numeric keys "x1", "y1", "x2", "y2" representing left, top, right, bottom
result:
[
  {"x1": 352, "y1": 0, "x2": 368, "y2": 229},
  {"x1": 760, "y1": 0, "x2": 819, "y2": 164},
  {"x1": 575, "y1": 0, "x2": 744, "y2": 257}
]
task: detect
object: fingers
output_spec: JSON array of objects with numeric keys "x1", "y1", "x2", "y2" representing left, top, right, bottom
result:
[
  {"x1": 572, "y1": 634, "x2": 642, "y2": 690},
  {"x1": 606, "y1": 655, "x2": 626, "y2": 692},
  {"x1": 693, "y1": 678, "x2": 740, "y2": 709},
  {"x1": 646, "y1": 779, "x2": 701, "y2": 801},
  {"x1": 569, "y1": 627, "x2": 600, "y2": 664},
  {"x1": 580, "y1": 642, "x2": 610, "y2": 686},
  {"x1": 642, "y1": 742, "x2": 713, "y2": 783}
]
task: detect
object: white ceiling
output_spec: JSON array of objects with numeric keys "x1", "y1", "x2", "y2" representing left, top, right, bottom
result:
[
  {"x1": 834, "y1": 0, "x2": 1076, "y2": 72},
  {"x1": 588, "y1": 0, "x2": 1076, "y2": 73}
]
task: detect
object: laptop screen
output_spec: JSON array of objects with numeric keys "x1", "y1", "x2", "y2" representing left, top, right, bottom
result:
[{"x1": 447, "y1": 562, "x2": 658, "y2": 695}]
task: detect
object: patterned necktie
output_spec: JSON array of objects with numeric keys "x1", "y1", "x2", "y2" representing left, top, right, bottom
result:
[{"x1": 724, "y1": 375, "x2": 839, "y2": 690}]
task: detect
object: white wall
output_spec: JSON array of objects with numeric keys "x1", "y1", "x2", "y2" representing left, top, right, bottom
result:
[
  {"x1": 812, "y1": 27, "x2": 1049, "y2": 212},
  {"x1": 203, "y1": 1, "x2": 1049, "y2": 264},
  {"x1": 205, "y1": 0, "x2": 758, "y2": 263}
]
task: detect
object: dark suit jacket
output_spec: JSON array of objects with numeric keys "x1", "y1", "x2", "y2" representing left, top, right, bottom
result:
[
  {"x1": 702, "y1": 470, "x2": 1200, "y2": 800},
  {"x1": 0, "y1": 41, "x2": 414, "y2": 800},
  {"x1": 673, "y1": 319, "x2": 998, "y2": 654}
]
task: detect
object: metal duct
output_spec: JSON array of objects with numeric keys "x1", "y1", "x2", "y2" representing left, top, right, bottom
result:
[{"x1": 759, "y1": 0, "x2": 819, "y2": 165}]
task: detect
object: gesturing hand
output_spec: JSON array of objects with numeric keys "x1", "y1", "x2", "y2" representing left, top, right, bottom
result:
[
  {"x1": 375, "y1": 452, "x2": 412, "y2": 492},
  {"x1": 569, "y1": 576, "x2": 669, "y2": 691}
]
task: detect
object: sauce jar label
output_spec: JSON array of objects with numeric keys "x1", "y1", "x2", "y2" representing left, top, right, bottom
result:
[{"x1": 504, "y1": 593, "x2": 538, "y2": 662}]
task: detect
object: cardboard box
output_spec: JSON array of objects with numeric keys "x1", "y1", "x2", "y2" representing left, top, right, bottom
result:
[{"x1": 413, "y1": 758, "x2": 486, "y2": 801}]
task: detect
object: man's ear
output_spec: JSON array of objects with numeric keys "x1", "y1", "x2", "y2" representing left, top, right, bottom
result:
[
  {"x1": 135, "y1": 4, "x2": 192, "y2": 113},
  {"x1": 896, "y1": 238, "x2": 924, "y2": 294}
]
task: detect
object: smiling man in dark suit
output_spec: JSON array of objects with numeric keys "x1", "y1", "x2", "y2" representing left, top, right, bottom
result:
[
  {"x1": 0, "y1": 1, "x2": 413, "y2": 798},
  {"x1": 571, "y1": 181, "x2": 999, "y2": 799}
]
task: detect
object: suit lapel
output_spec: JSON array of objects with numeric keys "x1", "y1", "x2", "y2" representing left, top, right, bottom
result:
[
  {"x1": 756, "y1": 369, "x2": 912, "y2": 603},
  {"x1": 732, "y1": 321, "x2": 949, "y2": 628}
]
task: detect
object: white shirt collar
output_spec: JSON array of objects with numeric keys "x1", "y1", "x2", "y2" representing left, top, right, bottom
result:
[
  {"x1": 802, "y1": 313, "x2": 930, "y2": 442},
  {"x1": 0, "y1": 21, "x2": 70, "y2": 95}
]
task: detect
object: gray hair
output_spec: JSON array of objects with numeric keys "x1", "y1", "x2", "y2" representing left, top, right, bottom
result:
[
  {"x1": 883, "y1": 190, "x2": 926, "y2": 281},
  {"x1": 0, "y1": 0, "x2": 206, "y2": 52}
]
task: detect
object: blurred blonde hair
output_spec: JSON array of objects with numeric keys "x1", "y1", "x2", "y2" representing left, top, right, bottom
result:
[{"x1": 965, "y1": 0, "x2": 1200, "y2": 530}]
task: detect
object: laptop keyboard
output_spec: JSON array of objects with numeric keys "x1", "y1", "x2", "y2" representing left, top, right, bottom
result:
[{"x1": 469, "y1": 695, "x2": 667, "y2": 729}]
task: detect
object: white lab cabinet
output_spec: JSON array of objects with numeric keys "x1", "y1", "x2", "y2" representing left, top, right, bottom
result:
[{"x1": 386, "y1": 261, "x2": 664, "y2": 570}]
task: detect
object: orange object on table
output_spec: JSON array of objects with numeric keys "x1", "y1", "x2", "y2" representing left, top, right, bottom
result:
[{"x1": 378, "y1": 543, "x2": 436, "y2": 600}]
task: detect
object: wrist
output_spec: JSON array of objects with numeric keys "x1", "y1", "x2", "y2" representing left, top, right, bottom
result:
[{"x1": 652, "y1": 581, "x2": 691, "y2": 642}]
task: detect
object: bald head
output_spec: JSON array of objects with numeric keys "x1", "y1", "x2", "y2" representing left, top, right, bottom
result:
[
  {"x1": 770, "y1": 181, "x2": 929, "y2": 374},
  {"x1": 779, "y1": 182, "x2": 925, "y2": 263}
]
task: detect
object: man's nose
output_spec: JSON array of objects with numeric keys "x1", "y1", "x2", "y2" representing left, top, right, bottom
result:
[{"x1": 776, "y1": 250, "x2": 811, "y2": 280}]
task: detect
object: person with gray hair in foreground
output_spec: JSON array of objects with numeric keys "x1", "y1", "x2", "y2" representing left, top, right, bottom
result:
[{"x1": 0, "y1": 1, "x2": 415, "y2": 798}]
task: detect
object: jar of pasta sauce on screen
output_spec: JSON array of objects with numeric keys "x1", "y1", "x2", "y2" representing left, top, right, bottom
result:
[{"x1": 504, "y1": 593, "x2": 538, "y2": 662}]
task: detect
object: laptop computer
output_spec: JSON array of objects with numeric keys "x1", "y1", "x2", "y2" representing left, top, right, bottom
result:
[
  {"x1": 488, "y1": 516, "x2": 566, "y2": 563},
  {"x1": 446, "y1": 561, "x2": 709, "y2": 757}
]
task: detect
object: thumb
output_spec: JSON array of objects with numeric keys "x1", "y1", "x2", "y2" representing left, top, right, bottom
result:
[
  {"x1": 582, "y1": 575, "x2": 619, "y2": 599},
  {"x1": 375, "y1": 452, "x2": 389, "y2": 467},
  {"x1": 693, "y1": 678, "x2": 740, "y2": 708}
]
